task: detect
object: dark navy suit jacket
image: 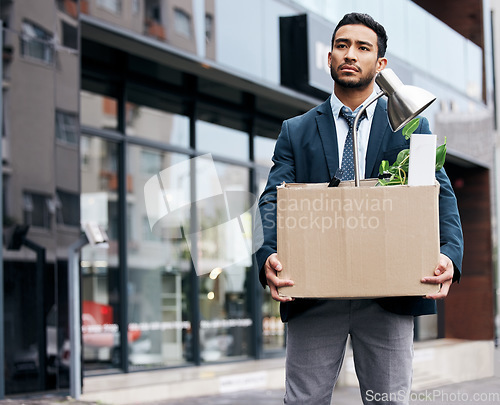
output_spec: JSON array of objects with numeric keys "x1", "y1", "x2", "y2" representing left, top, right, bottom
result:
[{"x1": 255, "y1": 97, "x2": 464, "y2": 320}]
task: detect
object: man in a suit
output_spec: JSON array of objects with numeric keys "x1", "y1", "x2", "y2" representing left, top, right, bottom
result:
[{"x1": 255, "y1": 12, "x2": 463, "y2": 405}]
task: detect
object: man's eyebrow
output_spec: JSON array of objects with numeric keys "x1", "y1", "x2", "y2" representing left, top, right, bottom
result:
[
  {"x1": 355, "y1": 40, "x2": 374, "y2": 48},
  {"x1": 334, "y1": 38, "x2": 374, "y2": 48},
  {"x1": 334, "y1": 37, "x2": 350, "y2": 44}
]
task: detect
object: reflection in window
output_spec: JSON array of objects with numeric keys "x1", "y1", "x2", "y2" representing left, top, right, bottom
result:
[
  {"x1": 126, "y1": 102, "x2": 190, "y2": 148},
  {"x1": 197, "y1": 162, "x2": 252, "y2": 362},
  {"x1": 254, "y1": 136, "x2": 275, "y2": 168},
  {"x1": 262, "y1": 295, "x2": 284, "y2": 352},
  {"x1": 196, "y1": 121, "x2": 249, "y2": 161},
  {"x1": 80, "y1": 91, "x2": 118, "y2": 131},
  {"x1": 174, "y1": 8, "x2": 192, "y2": 38},
  {"x1": 56, "y1": 110, "x2": 79, "y2": 145},
  {"x1": 142, "y1": 215, "x2": 160, "y2": 241},
  {"x1": 20, "y1": 21, "x2": 54, "y2": 64},
  {"x1": 128, "y1": 146, "x2": 192, "y2": 368},
  {"x1": 141, "y1": 150, "x2": 162, "y2": 175},
  {"x1": 80, "y1": 136, "x2": 120, "y2": 371}
]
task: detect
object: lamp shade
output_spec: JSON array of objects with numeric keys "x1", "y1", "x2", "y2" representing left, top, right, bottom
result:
[{"x1": 375, "y1": 69, "x2": 436, "y2": 132}]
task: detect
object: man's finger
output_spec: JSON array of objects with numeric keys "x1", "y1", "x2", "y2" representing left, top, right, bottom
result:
[
  {"x1": 268, "y1": 254, "x2": 282, "y2": 271},
  {"x1": 265, "y1": 254, "x2": 294, "y2": 302},
  {"x1": 426, "y1": 280, "x2": 451, "y2": 299},
  {"x1": 421, "y1": 274, "x2": 451, "y2": 284},
  {"x1": 266, "y1": 266, "x2": 293, "y2": 287},
  {"x1": 421, "y1": 266, "x2": 453, "y2": 284},
  {"x1": 270, "y1": 285, "x2": 294, "y2": 302}
]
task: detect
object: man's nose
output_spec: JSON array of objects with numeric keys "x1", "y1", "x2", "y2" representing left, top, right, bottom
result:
[{"x1": 345, "y1": 46, "x2": 357, "y2": 61}]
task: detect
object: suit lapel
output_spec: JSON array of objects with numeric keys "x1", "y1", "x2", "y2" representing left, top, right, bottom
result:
[
  {"x1": 365, "y1": 99, "x2": 391, "y2": 178},
  {"x1": 316, "y1": 98, "x2": 339, "y2": 179}
]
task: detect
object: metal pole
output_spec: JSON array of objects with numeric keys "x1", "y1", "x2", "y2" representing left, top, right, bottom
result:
[
  {"x1": 68, "y1": 235, "x2": 88, "y2": 399},
  {"x1": 117, "y1": 70, "x2": 129, "y2": 372},
  {"x1": 0, "y1": 20, "x2": 5, "y2": 400},
  {"x1": 23, "y1": 239, "x2": 47, "y2": 391}
]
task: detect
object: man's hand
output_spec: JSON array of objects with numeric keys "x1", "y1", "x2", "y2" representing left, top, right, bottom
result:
[
  {"x1": 265, "y1": 253, "x2": 295, "y2": 302},
  {"x1": 421, "y1": 253, "x2": 454, "y2": 299}
]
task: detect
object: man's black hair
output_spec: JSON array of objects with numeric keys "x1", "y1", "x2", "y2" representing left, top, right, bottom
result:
[{"x1": 331, "y1": 12, "x2": 388, "y2": 58}]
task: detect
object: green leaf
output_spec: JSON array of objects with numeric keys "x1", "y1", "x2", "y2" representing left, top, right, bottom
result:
[
  {"x1": 377, "y1": 174, "x2": 397, "y2": 186},
  {"x1": 402, "y1": 118, "x2": 420, "y2": 140},
  {"x1": 435, "y1": 137, "x2": 447, "y2": 171},
  {"x1": 393, "y1": 149, "x2": 410, "y2": 166},
  {"x1": 379, "y1": 160, "x2": 389, "y2": 175}
]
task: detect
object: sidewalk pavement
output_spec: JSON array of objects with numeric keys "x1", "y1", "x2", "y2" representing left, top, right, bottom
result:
[
  {"x1": 148, "y1": 344, "x2": 500, "y2": 404},
  {"x1": 1, "y1": 344, "x2": 498, "y2": 405},
  {"x1": 152, "y1": 358, "x2": 500, "y2": 404}
]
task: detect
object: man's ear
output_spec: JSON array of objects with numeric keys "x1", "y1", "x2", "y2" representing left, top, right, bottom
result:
[
  {"x1": 376, "y1": 57, "x2": 388, "y2": 73},
  {"x1": 328, "y1": 52, "x2": 332, "y2": 68}
]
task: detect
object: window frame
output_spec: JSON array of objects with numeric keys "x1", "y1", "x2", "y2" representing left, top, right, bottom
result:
[{"x1": 20, "y1": 20, "x2": 54, "y2": 65}]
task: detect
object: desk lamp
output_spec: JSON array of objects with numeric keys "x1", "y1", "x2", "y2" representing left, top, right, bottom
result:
[{"x1": 351, "y1": 68, "x2": 436, "y2": 186}]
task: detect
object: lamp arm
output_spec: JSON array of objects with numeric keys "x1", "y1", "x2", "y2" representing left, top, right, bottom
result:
[{"x1": 352, "y1": 90, "x2": 385, "y2": 186}]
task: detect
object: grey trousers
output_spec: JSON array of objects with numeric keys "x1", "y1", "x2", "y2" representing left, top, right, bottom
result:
[{"x1": 284, "y1": 299, "x2": 414, "y2": 405}]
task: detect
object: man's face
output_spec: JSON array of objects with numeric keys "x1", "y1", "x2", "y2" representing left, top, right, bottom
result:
[{"x1": 328, "y1": 24, "x2": 386, "y2": 89}]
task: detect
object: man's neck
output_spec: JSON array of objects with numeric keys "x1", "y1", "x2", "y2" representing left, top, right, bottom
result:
[{"x1": 334, "y1": 84, "x2": 374, "y2": 111}]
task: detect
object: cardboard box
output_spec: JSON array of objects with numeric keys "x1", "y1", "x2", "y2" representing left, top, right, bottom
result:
[{"x1": 277, "y1": 180, "x2": 440, "y2": 298}]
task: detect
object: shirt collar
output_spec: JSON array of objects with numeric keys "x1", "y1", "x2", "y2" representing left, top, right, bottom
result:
[{"x1": 330, "y1": 90, "x2": 378, "y2": 120}]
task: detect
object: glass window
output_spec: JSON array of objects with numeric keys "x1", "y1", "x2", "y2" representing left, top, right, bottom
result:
[
  {"x1": 2, "y1": 89, "x2": 6, "y2": 138},
  {"x1": 56, "y1": 190, "x2": 80, "y2": 226},
  {"x1": 174, "y1": 8, "x2": 192, "y2": 39},
  {"x1": 132, "y1": 0, "x2": 140, "y2": 15},
  {"x1": 97, "y1": 0, "x2": 122, "y2": 14},
  {"x1": 254, "y1": 135, "x2": 275, "y2": 168},
  {"x1": 56, "y1": 110, "x2": 79, "y2": 145},
  {"x1": 20, "y1": 20, "x2": 54, "y2": 64},
  {"x1": 254, "y1": 136, "x2": 276, "y2": 196},
  {"x1": 196, "y1": 121, "x2": 249, "y2": 161},
  {"x1": 61, "y1": 21, "x2": 78, "y2": 50},
  {"x1": 80, "y1": 136, "x2": 121, "y2": 371},
  {"x1": 205, "y1": 14, "x2": 213, "y2": 43},
  {"x1": 141, "y1": 149, "x2": 162, "y2": 175},
  {"x1": 126, "y1": 102, "x2": 190, "y2": 148},
  {"x1": 145, "y1": 0, "x2": 161, "y2": 22},
  {"x1": 56, "y1": 189, "x2": 80, "y2": 227},
  {"x1": 196, "y1": 161, "x2": 253, "y2": 362},
  {"x1": 262, "y1": 293, "x2": 284, "y2": 352},
  {"x1": 128, "y1": 146, "x2": 193, "y2": 368},
  {"x1": 23, "y1": 192, "x2": 53, "y2": 229},
  {"x1": 254, "y1": 167, "x2": 284, "y2": 352},
  {"x1": 57, "y1": 0, "x2": 78, "y2": 17},
  {"x1": 80, "y1": 135, "x2": 91, "y2": 169},
  {"x1": 80, "y1": 91, "x2": 118, "y2": 131}
]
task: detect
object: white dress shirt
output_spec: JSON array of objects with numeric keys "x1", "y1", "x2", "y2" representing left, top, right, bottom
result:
[{"x1": 330, "y1": 92, "x2": 377, "y2": 180}]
